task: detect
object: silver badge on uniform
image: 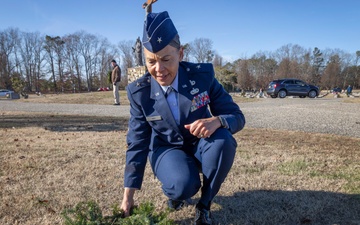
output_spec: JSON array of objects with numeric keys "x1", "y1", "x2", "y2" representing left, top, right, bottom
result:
[{"x1": 190, "y1": 88, "x2": 199, "y2": 95}]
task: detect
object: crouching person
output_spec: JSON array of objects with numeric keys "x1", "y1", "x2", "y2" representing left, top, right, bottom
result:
[{"x1": 120, "y1": 11, "x2": 245, "y2": 225}]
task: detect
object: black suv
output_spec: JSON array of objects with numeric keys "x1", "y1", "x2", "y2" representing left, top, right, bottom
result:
[{"x1": 266, "y1": 78, "x2": 319, "y2": 98}]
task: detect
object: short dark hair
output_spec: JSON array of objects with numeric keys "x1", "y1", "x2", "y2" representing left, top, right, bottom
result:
[
  {"x1": 111, "y1": 59, "x2": 116, "y2": 63},
  {"x1": 168, "y1": 34, "x2": 181, "y2": 50}
]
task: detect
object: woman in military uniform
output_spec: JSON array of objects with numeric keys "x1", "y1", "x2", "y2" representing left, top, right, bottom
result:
[{"x1": 120, "y1": 11, "x2": 245, "y2": 225}]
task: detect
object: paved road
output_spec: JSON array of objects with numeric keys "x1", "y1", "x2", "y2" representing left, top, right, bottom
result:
[{"x1": 1, "y1": 98, "x2": 359, "y2": 138}]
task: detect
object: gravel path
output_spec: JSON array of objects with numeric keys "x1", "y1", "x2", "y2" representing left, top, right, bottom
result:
[
  {"x1": 240, "y1": 98, "x2": 360, "y2": 138},
  {"x1": 1, "y1": 98, "x2": 359, "y2": 138}
]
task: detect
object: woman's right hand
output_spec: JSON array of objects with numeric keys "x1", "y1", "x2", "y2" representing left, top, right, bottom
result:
[{"x1": 121, "y1": 188, "x2": 136, "y2": 217}]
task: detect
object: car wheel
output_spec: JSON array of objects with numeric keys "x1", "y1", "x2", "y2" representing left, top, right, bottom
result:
[
  {"x1": 270, "y1": 95, "x2": 277, "y2": 98},
  {"x1": 308, "y1": 90, "x2": 317, "y2": 98},
  {"x1": 278, "y1": 90, "x2": 287, "y2": 98}
]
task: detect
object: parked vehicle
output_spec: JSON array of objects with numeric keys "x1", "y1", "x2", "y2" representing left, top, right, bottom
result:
[
  {"x1": 266, "y1": 79, "x2": 319, "y2": 98},
  {"x1": 332, "y1": 87, "x2": 342, "y2": 93},
  {"x1": 0, "y1": 89, "x2": 14, "y2": 98}
]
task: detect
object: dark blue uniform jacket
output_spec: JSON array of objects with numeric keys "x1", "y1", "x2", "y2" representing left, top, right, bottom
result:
[{"x1": 124, "y1": 61, "x2": 245, "y2": 188}]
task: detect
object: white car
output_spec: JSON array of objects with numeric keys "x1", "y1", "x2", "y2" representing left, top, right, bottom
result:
[{"x1": 0, "y1": 89, "x2": 14, "y2": 98}]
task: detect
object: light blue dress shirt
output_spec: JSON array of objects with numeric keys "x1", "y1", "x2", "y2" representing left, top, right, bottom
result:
[{"x1": 161, "y1": 74, "x2": 180, "y2": 125}]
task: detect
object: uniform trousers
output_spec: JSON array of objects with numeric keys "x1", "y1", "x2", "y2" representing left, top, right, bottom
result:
[{"x1": 149, "y1": 128, "x2": 237, "y2": 208}]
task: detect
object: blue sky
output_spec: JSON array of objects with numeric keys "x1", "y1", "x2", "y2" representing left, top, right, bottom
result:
[{"x1": 1, "y1": 0, "x2": 359, "y2": 62}]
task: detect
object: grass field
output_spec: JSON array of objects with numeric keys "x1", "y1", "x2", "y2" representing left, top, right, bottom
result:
[
  {"x1": 16, "y1": 89, "x2": 360, "y2": 105},
  {"x1": 1, "y1": 92, "x2": 360, "y2": 225}
]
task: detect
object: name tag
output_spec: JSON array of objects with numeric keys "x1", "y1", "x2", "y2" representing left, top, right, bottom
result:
[{"x1": 146, "y1": 116, "x2": 162, "y2": 121}]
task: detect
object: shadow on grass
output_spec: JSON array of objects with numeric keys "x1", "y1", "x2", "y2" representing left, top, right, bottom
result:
[
  {"x1": 196, "y1": 190, "x2": 360, "y2": 225},
  {"x1": 0, "y1": 114, "x2": 129, "y2": 132}
]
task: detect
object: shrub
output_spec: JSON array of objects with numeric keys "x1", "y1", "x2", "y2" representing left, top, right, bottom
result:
[{"x1": 62, "y1": 201, "x2": 175, "y2": 225}]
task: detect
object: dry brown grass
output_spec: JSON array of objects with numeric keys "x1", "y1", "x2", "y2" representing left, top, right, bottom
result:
[
  {"x1": 1, "y1": 111, "x2": 359, "y2": 225},
  {"x1": 17, "y1": 91, "x2": 259, "y2": 105},
  {"x1": 17, "y1": 91, "x2": 131, "y2": 105},
  {"x1": 17, "y1": 90, "x2": 360, "y2": 106}
]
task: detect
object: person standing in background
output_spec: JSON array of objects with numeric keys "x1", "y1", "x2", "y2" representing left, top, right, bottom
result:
[
  {"x1": 111, "y1": 59, "x2": 121, "y2": 105},
  {"x1": 346, "y1": 85, "x2": 353, "y2": 97}
]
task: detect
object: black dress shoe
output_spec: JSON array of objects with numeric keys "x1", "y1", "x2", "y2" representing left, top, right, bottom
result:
[
  {"x1": 194, "y1": 207, "x2": 212, "y2": 225},
  {"x1": 167, "y1": 199, "x2": 184, "y2": 211},
  {"x1": 113, "y1": 103, "x2": 120, "y2": 105}
]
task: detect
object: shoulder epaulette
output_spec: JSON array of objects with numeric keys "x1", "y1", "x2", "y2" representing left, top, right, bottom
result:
[
  {"x1": 128, "y1": 73, "x2": 151, "y2": 93},
  {"x1": 180, "y1": 62, "x2": 214, "y2": 75}
]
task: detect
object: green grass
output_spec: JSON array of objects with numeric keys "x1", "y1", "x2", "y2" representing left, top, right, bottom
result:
[
  {"x1": 277, "y1": 159, "x2": 312, "y2": 176},
  {"x1": 62, "y1": 201, "x2": 175, "y2": 225}
]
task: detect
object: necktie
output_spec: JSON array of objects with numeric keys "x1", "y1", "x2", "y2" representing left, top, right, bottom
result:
[
  {"x1": 164, "y1": 86, "x2": 180, "y2": 124},
  {"x1": 165, "y1": 86, "x2": 173, "y2": 98}
]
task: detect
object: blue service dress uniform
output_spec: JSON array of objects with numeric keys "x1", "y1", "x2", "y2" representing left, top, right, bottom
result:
[{"x1": 124, "y1": 61, "x2": 245, "y2": 207}]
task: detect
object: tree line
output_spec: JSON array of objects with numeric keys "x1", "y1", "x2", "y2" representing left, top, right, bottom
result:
[
  {"x1": 220, "y1": 45, "x2": 360, "y2": 92},
  {"x1": 1, "y1": 27, "x2": 359, "y2": 94}
]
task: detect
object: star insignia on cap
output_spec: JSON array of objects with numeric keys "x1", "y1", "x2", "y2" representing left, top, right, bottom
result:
[
  {"x1": 196, "y1": 65, "x2": 201, "y2": 69},
  {"x1": 157, "y1": 37, "x2": 162, "y2": 43}
]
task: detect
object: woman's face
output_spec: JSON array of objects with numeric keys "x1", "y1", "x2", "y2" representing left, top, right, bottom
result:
[{"x1": 144, "y1": 45, "x2": 183, "y2": 86}]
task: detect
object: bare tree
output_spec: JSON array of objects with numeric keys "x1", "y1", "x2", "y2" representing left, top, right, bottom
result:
[
  {"x1": 235, "y1": 59, "x2": 253, "y2": 91},
  {"x1": 339, "y1": 51, "x2": 353, "y2": 88},
  {"x1": 275, "y1": 44, "x2": 307, "y2": 79},
  {"x1": 97, "y1": 38, "x2": 116, "y2": 88},
  {"x1": 77, "y1": 31, "x2": 100, "y2": 91},
  {"x1": 63, "y1": 33, "x2": 83, "y2": 92},
  {"x1": 0, "y1": 28, "x2": 20, "y2": 89},
  {"x1": 189, "y1": 38, "x2": 214, "y2": 63},
  {"x1": 2, "y1": 25, "x2": 360, "y2": 92},
  {"x1": 212, "y1": 52, "x2": 223, "y2": 67},
  {"x1": 310, "y1": 47, "x2": 324, "y2": 85},
  {"x1": 53, "y1": 37, "x2": 65, "y2": 91},
  {"x1": 118, "y1": 40, "x2": 134, "y2": 81},
  {"x1": 182, "y1": 43, "x2": 191, "y2": 62},
  {"x1": 118, "y1": 40, "x2": 133, "y2": 68},
  {"x1": 355, "y1": 51, "x2": 360, "y2": 87},
  {"x1": 298, "y1": 51, "x2": 312, "y2": 83},
  {"x1": 248, "y1": 53, "x2": 277, "y2": 89},
  {"x1": 322, "y1": 54, "x2": 341, "y2": 89},
  {"x1": 44, "y1": 35, "x2": 64, "y2": 92},
  {"x1": 33, "y1": 33, "x2": 45, "y2": 92},
  {"x1": 19, "y1": 31, "x2": 45, "y2": 92}
]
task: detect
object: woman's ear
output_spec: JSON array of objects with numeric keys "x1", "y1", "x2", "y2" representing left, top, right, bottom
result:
[{"x1": 179, "y1": 47, "x2": 184, "y2": 61}]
